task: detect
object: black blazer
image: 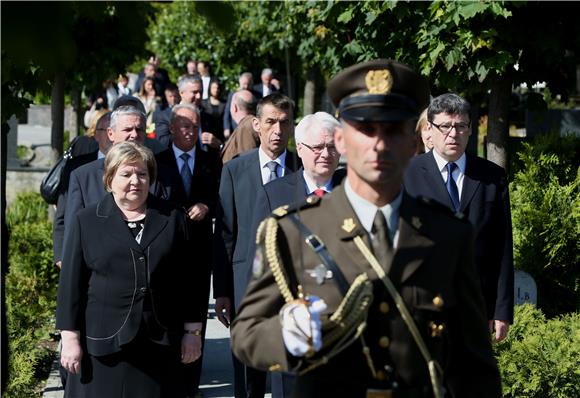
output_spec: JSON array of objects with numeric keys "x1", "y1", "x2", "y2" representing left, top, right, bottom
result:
[
  {"x1": 56, "y1": 193, "x2": 204, "y2": 356},
  {"x1": 212, "y1": 148, "x2": 301, "y2": 307},
  {"x1": 404, "y1": 151, "x2": 514, "y2": 322}
]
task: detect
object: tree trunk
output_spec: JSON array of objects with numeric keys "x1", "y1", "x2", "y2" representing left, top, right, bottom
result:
[
  {"x1": 303, "y1": 68, "x2": 317, "y2": 116},
  {"x1": 486, "y1": 75, "x2": 512, "y2": 170},
  {"x1": 71, "y1": 87, "x2": 82, "y2": 138},
  {"x1": 51, "y1": 73, "x2": 65, "y2": 162},
  {"x1": 285, "y1": 46, "x2": 293, "y2": 100}
]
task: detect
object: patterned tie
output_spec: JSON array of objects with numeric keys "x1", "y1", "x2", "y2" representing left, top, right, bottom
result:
[
  {"x1": 180, "y1": 153, "x2": 192, "y2": 196},
  {"x1": 265, "y1": 161, "x2": 279, "y2": 183},
  {"x1": 371, "y1": 210, "x2": 393, "y2": 269},
  {"x1": 313, "y1": 188, "x2": 326, "y2": 198},
  {"x1": 446, "y1": 162, "x2": 460, "y2": 211}
]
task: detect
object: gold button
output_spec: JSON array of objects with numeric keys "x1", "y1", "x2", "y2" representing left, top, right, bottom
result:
[
  {"x1": 268, "y1": 364, "x2": 282, "y2": 371},
  {"x1": 376, "y1": 370, "x2": 387, "y2": 380},
  {"x1": 432, "y1": 294, "x2": 444, "y2": 308},
  {"x1": 379, "y1": 302, "x2": 390, "y2": 314},
  {"x1": 429, "y1": 322, "x2": 446, "y2": 337},
  {"x1": 379, "y1": 336, "x2": 390, "y2": 348}
]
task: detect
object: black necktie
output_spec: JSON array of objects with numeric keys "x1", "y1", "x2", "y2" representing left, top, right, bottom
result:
[
  {"x1": 371, "y1": 210, "x2": 393, "y2": 269},
  {"x1": 446, "y1": 162, "x2": 460, "y2": 211},
  {"x1": 180, "y1": 153, "x2": 192, "y2": 195},
  {"x1": 265, "y1": 161, "x2": 279, "y2": 183}
]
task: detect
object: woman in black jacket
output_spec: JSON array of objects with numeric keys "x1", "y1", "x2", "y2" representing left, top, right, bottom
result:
[{"x1": 56, "y1": 142, "x2": 204, "y2": 397}]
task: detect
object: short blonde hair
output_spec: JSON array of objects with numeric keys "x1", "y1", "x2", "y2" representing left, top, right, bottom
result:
[
  {"x1": 87, "y1": 109, "x2": 110, "y2": 137},
  {"x1": 103, "y1": 142, "x2": 157, "y2": 192}
]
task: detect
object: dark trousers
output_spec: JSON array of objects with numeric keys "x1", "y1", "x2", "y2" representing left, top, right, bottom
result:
[
  {"x1": 271, "y1": 372, "x2": 296, "y2": 398},
  {"x1": 232, "y1": 353, "x2": 267, "y2": 398},
  {"x1": 181, "y1": 316, "x2": 208, "y2": 396}
]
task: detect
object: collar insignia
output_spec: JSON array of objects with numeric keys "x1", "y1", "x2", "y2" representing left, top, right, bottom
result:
[
  {"x1": 272, "y1": 205, "x2": 289, "y2": 217},
  {"x1": 412, "y1": 216, "x2": 422, "y2": 230},
  {"x1": 306, "y1": 264, "x2": 333, "y2": 285},
  {"x1": 365, "y1": 69, "x2": 393, "y2": 95},
  {"x1": 342, "y1": 218, "x2": 356, "y2": 233}
]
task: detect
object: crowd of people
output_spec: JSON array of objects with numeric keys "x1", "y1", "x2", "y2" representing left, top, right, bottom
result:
[{"x1": 52, "y1": 56, "x2": 513, "y2": 398}]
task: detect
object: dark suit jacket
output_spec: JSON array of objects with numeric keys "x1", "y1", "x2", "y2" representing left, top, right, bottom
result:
[
  {"x1": 213, "y1": 148, "x2": 301, "y2": 308},
  {"x1": 53, "y1": 151, "x2": 98, "y2": 263},
  {"x1": 153, "y1": 107, "x2": 173, "y2": 148},
  {"x1": 252, "y1": 83, "x2": 279, "y2": 98},
  {"x1": 232, "y1": 185, "x2": 501, "y2": 397},
  {"x1": 56, "y1": 193, "x2": 203, "y2": 356},
  {"x1": 154, "y1": 146, "x2": 221, "y2": 270},
  {"x1": 403, "y1": 151, "x2": 514, "y2": 322}
]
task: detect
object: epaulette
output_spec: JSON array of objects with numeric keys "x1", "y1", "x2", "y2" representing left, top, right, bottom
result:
[
  {"x1": 270, "y1": 195, "x2": 321, "y2": 219},
  {"x1": 418, "y1": 196, "x2": 466, "y2": 221}
]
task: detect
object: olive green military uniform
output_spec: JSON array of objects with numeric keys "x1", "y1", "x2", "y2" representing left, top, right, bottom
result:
[{"x1": 231, "y1": 58, "x2": 501, "y2": 398}]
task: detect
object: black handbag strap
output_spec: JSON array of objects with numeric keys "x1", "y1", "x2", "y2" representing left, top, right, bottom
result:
[{"x1": 287, "y1": 213, "x2": 350, "y2": 296}]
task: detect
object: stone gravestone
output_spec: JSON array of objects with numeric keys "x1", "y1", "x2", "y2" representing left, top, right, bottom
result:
[
  {"x1": 7, "y1": 115, "x2": 20, "y2": 169},
  {"x1": 514, "y1": 270, "x2": 537, "y2": 306}
]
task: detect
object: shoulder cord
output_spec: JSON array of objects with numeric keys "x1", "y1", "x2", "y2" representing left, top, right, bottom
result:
[{"x1": 353, "y1": 236, "x2": 445, "y2": 398}]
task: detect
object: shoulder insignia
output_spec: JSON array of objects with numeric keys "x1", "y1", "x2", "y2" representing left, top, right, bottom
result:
[
  {"x1": 272, "y1": 205, "x2": 289, "y2": 218},
  {"x1": 306, "y1": 195, "x2": 320, "y2": 205},
  {"x1": 341, "y1": 217, "x2": 356, "y2": 233}
]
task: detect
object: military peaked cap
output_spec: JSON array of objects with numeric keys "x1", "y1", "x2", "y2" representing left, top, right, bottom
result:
[{"x1": 327, "y1": 59, "x2": 430, "y2": 122}]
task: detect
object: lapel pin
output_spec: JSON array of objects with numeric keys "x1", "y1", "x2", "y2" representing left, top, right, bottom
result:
[
  {"x1": 306, "y1": 264, "x2": 334, "y2": 285},
  {"x1": 412, "y1": 216, "x2": 422, "y2": 230},
  {"x1": 342, "y1": 218, "x2": 356, "y2": 233}
]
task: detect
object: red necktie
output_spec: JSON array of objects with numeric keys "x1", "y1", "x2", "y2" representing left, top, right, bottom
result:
[{"x1": 313, "y1": 188, "x2": 326, "y2": 198}]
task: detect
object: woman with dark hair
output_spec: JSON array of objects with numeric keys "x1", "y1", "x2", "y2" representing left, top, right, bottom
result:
[
  {"x1": 56, "y1": 142, "x2": 204, "y2": 397},
  {"x1": 135, "y1": 76, "x2": 161, "y2": 128},
  {"x1": 201, "y1": 79, "x2": 226, "y2": 142}
]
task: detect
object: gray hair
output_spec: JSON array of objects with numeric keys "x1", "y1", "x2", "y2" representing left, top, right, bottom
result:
[
  {"x1": 295, "y1": 112, "x2": 340, "y2": 144},
  {"x1": 110, "y1": 106, "x2": 146, "y2": 132},
  {"x1": 177, "y1": 75, "x2": 202, "y2": 91},
  {"x1": 170, "y1": 103, "x2": 200, "y2": 124},
  {"x1": 240, "y1": 72, "x2": 253, "y2": 82},
  {"x1": 233, "y1": 90, "x2": 256, "y2": 114},
  {"x1": 261, "y1": 68, "x2": 273, "y2": 76}
]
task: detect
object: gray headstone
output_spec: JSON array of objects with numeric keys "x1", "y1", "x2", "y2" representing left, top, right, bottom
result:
[
  {"x1": 7, "y1": 115, "x2": 20, "y2": 169},
  {"x1": 514, "y1": 270, "x2": 537, "y2": 306}
]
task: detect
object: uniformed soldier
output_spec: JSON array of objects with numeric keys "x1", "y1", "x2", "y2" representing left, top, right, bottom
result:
[{"x1": 231, "y1": 59, "x2": 502, "y2": 398}]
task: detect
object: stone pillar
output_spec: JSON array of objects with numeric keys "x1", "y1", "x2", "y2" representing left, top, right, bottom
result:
[{"x1": 6, "y1": 115, "x2": 20, "y2": 169}]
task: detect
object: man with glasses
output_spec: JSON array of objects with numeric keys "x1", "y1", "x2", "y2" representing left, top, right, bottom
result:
[{"x1": 404, "y1": 93, "x2": 514, "y2": 342}]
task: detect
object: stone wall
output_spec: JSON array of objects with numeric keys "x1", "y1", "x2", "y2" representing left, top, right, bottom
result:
[
  {"x1": 27, "y1": 104, "x2": 78, "y2": 133},
  {"x1": 5, "y1": 169, "x2": 48, "y2": 207}
]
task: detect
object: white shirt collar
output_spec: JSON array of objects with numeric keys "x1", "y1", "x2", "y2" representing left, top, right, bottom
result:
[
  {"x1": 258, "y1": 147, "x2": 287, "y2": 184},
  {"x1": 432, "y1": 150, "x2": 466, "y2": 174},
  {"x1": 172, "y1": 144, "x2": 196, "y2": 172},
  {"x1": 344, "y1": 179, "x2": 402, "y2": 245},
  {"x1": 97, "y1": 151, "x2": 106, "y2": 159},
  {"x1": 302, "y1": 171, "x2": 333, "y2": 194}
]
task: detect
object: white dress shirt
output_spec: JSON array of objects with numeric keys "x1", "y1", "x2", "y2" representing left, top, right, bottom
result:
[
  {"x1": 344, "y1": 179, "x2": 402, "y2": 248},
  {"x1": 303, "y1": 171, "x2": 333, "y2": 195},
  {"x1": 258, "y1": 148, "x2": 287, "y2": 185},
  {"x1": 432, "y1": 151, "x2": 467, "y2": 199}
]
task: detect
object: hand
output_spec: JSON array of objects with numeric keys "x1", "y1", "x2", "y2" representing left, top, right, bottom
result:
[
  {"x1": 489, "y1": 319, "x2": 510, "y2": 342},
  {"x1": 280, "y1": 296, "x2": 327, "y2": 357},
  {"x1": 223, "y1": 129, "x2": 231, "y2": 139},
  {"x1": 215, "y1": 297, "x2": 231, "y2": 328},
  {"x1": 201, "y1": 132, "x2": 222, "y2": 149},
  {"x1": 187, "y1": 203, "x2": 209, "y2": 221},
  {"x1": 60, "y1": 330, "x2": 83, "y2": 374},
  {"x1": 181, "y1": 333, "x2": 202, "y2": 364}
]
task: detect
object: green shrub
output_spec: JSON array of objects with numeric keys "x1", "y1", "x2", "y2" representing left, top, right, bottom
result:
[
  {"x1": 510, "y1": 136, "x2": 580, "y2": 317},
  {"x1": 5, "y1": 193, "x2": 58, "y2": 397},
  {"x1": 6, "y1": 191, "x2": 48, "y2": 228},
  {"x1": 494, "y1": 304, "x2": 580, "y2": 397}
]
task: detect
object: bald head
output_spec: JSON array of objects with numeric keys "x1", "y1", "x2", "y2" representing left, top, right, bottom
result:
[{"x1": 231, "y1": 89, "x2": 256, "y2": 123}]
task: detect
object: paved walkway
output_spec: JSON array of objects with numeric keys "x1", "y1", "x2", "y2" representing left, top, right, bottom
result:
[{"x1": 42, "y1": 295, "x2": 252, "y2": 398}]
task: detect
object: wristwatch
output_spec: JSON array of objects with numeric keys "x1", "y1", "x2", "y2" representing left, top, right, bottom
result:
[{"x1": 184, "y1": 329, "x2": 202, "y2": 336}]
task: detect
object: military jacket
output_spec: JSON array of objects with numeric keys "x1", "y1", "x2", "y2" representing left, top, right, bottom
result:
[{"x1": 231, "y1": 185, "x2": 501, "y2": 397}]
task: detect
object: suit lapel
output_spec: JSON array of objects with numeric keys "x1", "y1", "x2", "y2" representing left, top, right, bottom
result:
[
  {"x1": 139, "y1": 196, "x2": 169, "y2": 251},
  {"x1": 459, "y1": 154, "x2": 480, "y2": 212},
  {"x1": 96, "y1": 194, "x2": 143, "y2": 253},
  {"x1": 422, "y1": 152, "x2": 454, "y2": 209},
  {"x1": 390, "y1": 194, "x2": 435, "y2": 283}
]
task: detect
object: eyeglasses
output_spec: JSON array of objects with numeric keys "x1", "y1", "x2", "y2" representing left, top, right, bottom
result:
[
  {"x1": 300, "y1": 142, "x2": 337, "y2": 155},
  {"x1": 430, "y1": 121, "x2": 470, "y2": 134}
]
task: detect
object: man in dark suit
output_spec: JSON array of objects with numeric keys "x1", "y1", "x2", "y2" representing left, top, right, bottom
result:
[
  {"x1": 53, "y1": 112, "x2": 112, "y2": 268},
  {"x1": 231, "y1": 59, "x2": 501, "y2": 398},
  {"x1": 252, "y1": 68, "x2": 278, "y2": 98},
  {"x1": 249, "y1": 111, "x2": 345, "y2": 398},
  {"x1": 213, "y1": 93, "x2": 300, "y2": 398},
  {"x1": 154, "y1": 104, "x2": 221, "y2": 398},
  {"x1": 62, "y1": 106, "x2": 148, "y2": 255},
  {"x1": 404, "y1": 93, "x2": 514, "y2": 341}
]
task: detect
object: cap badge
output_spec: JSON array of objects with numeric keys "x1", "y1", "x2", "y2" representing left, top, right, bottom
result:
[
  {"x1": 342, "y1": 218, "x2": 356, "y2": 233},
  {"x1": 365, "y1": 69, "x2": 393, "y2": 95}
]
